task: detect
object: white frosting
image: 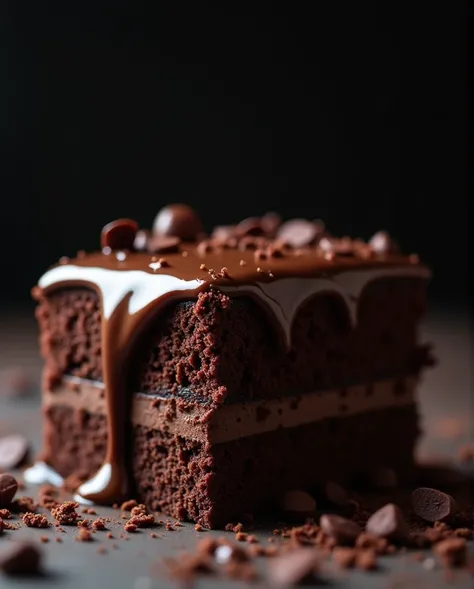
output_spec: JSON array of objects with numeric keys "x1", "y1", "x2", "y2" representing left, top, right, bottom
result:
[
  {"x1": 74, "y1": 463, "x2": 112, "y2": 505},
  {"x1": 39, "y1": 265, "x2": 205, "y2": 318},
  {"x1": 23, "y1": 461, "x2": 64, "y2": 487},
  {"x1": 228, "y1": 265, "x2": 431, "y2": 344},
  {"x1": 39, "y1": 263, "x2": 430, "y2": 346}
]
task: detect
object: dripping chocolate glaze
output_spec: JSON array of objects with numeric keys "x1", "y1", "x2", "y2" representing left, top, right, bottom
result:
[{"x1": 26, "y1": 206, "x2": 431, "y2": 504}]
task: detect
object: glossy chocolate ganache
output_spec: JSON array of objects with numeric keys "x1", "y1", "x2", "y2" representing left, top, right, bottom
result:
[{"x1": 25, "y1": 204, "x2": 430, "y2": 505}]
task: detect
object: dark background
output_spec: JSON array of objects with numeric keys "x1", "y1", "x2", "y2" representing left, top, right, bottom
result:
[{"x1": 1, "y1": 2, "x2": 470, "y2": 308}]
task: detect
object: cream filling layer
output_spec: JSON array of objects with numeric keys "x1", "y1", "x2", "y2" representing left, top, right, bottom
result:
[{"x1": 44, "y1": 376, "x2": 417, "y2": 445}]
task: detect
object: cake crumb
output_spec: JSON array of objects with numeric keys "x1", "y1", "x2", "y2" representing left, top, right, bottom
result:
[
  {"x1": 124, "y1": 522, "x2": 137, "y2": 533},
  {"x1": 150, "y1": 532, "x2": 158, "y2": 538},
  {"x1": 236, "y1": 532, "x2": 248, "y2": 542},
  {"x1": 87, "y1": 508, "x2": 97, "y2": 515},
  {"x1": 0, "y1": 509, "x2": 11, "y2": 519},
  {"x1": 40, "y1": 535, "x2": 49, "y2": 543},
  {"x1": 55, "y1": 537, "x2": 63, "y2": 543},
  {"x1": 12, "y1": 496, "x2": 38, "y2": 513},
  {"x1": 77, "y1": 519, "x2": 91, "y2": 528},
  {"x1": 51, "y1": 501, "x2": 80, "y2": 525},
  {"x1": 194, "y1": 523, "x2": 203, "y2": 532},
  {"x1": 22, "y1": 513, "x2": 49, "y2": 528},
  {"x1": 131, "y1": 504, "x2": 148, "y2": 517},
  {"x1": 356, "y1": 549, "x2": 377, "y2": 571},
  {"x1": 106, "y1": 532, "x2": 114, "y2": 539},
  {"x1": 128, "y1": 514, "x2": 155, "y2": 528},
  {"x1": 333, "y1": 547, "x2": 356, "y2": 568},
  {"x1": 120, "y1": 499, "x2": 138, "y2": 512},
  {"x1": 76, "y1": 528, "x2": 93, "y2": 542},
  {"x1": 97, "y1": 546, "x2": 108, "y2": 555},
  {"x1": 92, "y1": 518, "x2": 106, "y2": 531}
]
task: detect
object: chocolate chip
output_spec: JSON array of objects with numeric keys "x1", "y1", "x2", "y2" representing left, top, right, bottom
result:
[
  {"x1": 153, "y1": 204, "x2": 204, "y2": 241},
  {"x1": 411, "y1": 487, "x2": 457, "y2": 523},
  {"x1": 267, "y1": 548, "x2": 319, "y2": 586},
  {"x1": 279, "y1": 490, "x2": 317, "y2": 521},
  {"x1": 366, "y1": 503, "x2": 409, "y2": 541},
  {"x1": 318, "y1": 236, "x2": 354, "y2": 256},
  {"x1": 324, "y1": 481, "x2": 349, "y2": 506},
  {"x1": 260, "y1": 212, "x2": 282, "y2": 236},
  {"x1": 147, "y1": 235, "x2": 181, "y2": 254},
  {"x1": 277, "y1": 219, "x2": 324, "y2": 248},
  {"x1": 0, "y1": 474, "x2": 18, "y2": 506},
  {"x1": 319, "y1": 514, "x2": 361, "y2": 546},
  {"x1": 211, "y1": 225, "x2": 236, "y2": 241},
  {"x1": 368, "y1": 230, "x2": 399, "y2": 255},
  {"x1": 434, "y1": 538, "x2": 467, "y2": 568},
  {"x1": 0, "y1": 541, "x2": 42, "y2": 575},
  {"x1": 235, "y1": 217, "x2": 265, "y2": 237},
  {"x1": 101, "y1": 219, "x2": 139, "y2": 251},
  {"x1": 133, "y1": 229, "x2": 150, "y2": 251},
  {"x1": 0, "y1": 435, "x2": 29, "y2": 470}
]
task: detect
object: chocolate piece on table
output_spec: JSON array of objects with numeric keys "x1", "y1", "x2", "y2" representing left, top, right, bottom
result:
[
  {"x1": 279, "y1": 490, "x2": 316, "y2": 520},
  {"x1": 0, "y1": 474, "x2": 18, "y2": 507},
  {"x1": 319, "y1": 514, "x2": 361, "y2": 545},
  {"x1": 0, "y1": 542, "x2": 42, "y2": 576},
  {"x1": 411, "y1": 487, "x2": 457, "y2": 523},
  {"x1": 267, "y1": 548, "x2": 319, "y2": 586},
  {"x1": 366, "y1": 503, "x2": 409, "y2": 541},
  {"x1": 26, "y1": 204, "x2": 432, "y2": 528},
  {"x1": 0, "y1": 436, "x2": 29, "y2": 470}
]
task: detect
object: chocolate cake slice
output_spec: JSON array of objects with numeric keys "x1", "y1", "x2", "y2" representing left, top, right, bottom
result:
[{"x1": 25, "y1": 205, "x2": 433, "y2": 527}]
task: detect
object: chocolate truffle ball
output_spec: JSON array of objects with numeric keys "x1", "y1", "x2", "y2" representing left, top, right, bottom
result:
[{"x1": 153, "y1": 204, "x2": 204, "y2": 241}]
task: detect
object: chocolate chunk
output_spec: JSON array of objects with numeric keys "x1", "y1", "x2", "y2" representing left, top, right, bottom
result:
[
  {"x1": 153, "y1": 204, "x2": 204, "y2": 241},
  {"x1": 0, "y1": 541, "x2": 42, "y2": 575},
  {"x1": 261, "y1": 212, "x2": 282, "y2": 236},
  {"x1": 101, "y1": 219, "x2": 139, "y2": 251},
  {"x1": 277, "y1": 219, "x2": 324, "y2": 248},
  {"x1": 411, "y1": 487, "x2": 457, "y2": 523},
  {"x1": 0, "y1": 474, "x2": 18, "y2": 507},
  {"x1": 267, "y1": 548, "x2": 319, "y2": 586},
  {"x1": 366, "y1": 503, "x2": 409, "y2": 541},
  {"x1": 235, "y1": 217, "x2": 265, "y2": 237},
  {"x1": 319, "y1": 514, "x2": 361, "y2": 545},
  {"x1": 0, "y1": 435, "x2": 29, "y2": 470},
  {"x1": 133, "y1": 229, "x2": 150, "y2": 251},
  {"x1": 318, "y1": 236, "x2": 354, "y2": 256},
  {"x1": 279, "y1": 490, "x2": 317, "y2": 521},
  {"x1": 434, "y1": 538, "x2": 467, "y2": 568},
  {"x1": 211, "y1": 225, "x2": 237, "y2": 241},
  {"x1": 368, "y1": 230, "x2": 399, "y2": 255},
  {"x1": 147, "y1": 235, "x2": 181, "y2": 254},
  {"x1": 324, "y1": 481, "x2": 349, "y2": 506}
]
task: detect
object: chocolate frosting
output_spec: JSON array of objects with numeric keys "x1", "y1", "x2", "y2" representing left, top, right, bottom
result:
[{"x1": 30, "y1": 206, "x2": 431, "y2": 505}]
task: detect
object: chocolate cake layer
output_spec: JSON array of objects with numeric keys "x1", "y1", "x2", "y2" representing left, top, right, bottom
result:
[
  {"x1": 41, "y1": 400, "x2": 420, "y2": 528},
  {"x1": 43, "y1": 376, "x2": 418, "y2": 445},
  {"x1": 37, "y1": 282, "x2": 429, "y2": 403}
]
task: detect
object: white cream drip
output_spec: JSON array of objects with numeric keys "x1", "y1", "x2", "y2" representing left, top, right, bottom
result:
[{"x1": 39, "y1": 264, "x2": 430, "y2": 346}]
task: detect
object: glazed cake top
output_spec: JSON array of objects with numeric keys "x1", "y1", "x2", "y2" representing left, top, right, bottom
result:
[{"x1": 40, "y1": 203, "x2": 424, "y2": 284}]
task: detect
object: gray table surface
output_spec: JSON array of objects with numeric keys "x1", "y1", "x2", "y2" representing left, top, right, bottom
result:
[{"x1": 0, "y1": 309, "x2": 472, "y2": 588}]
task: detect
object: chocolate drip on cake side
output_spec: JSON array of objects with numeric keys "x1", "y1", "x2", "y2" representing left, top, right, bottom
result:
[{"x1": 26, "y1": 205, "x2": 431, "y2": 504}]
